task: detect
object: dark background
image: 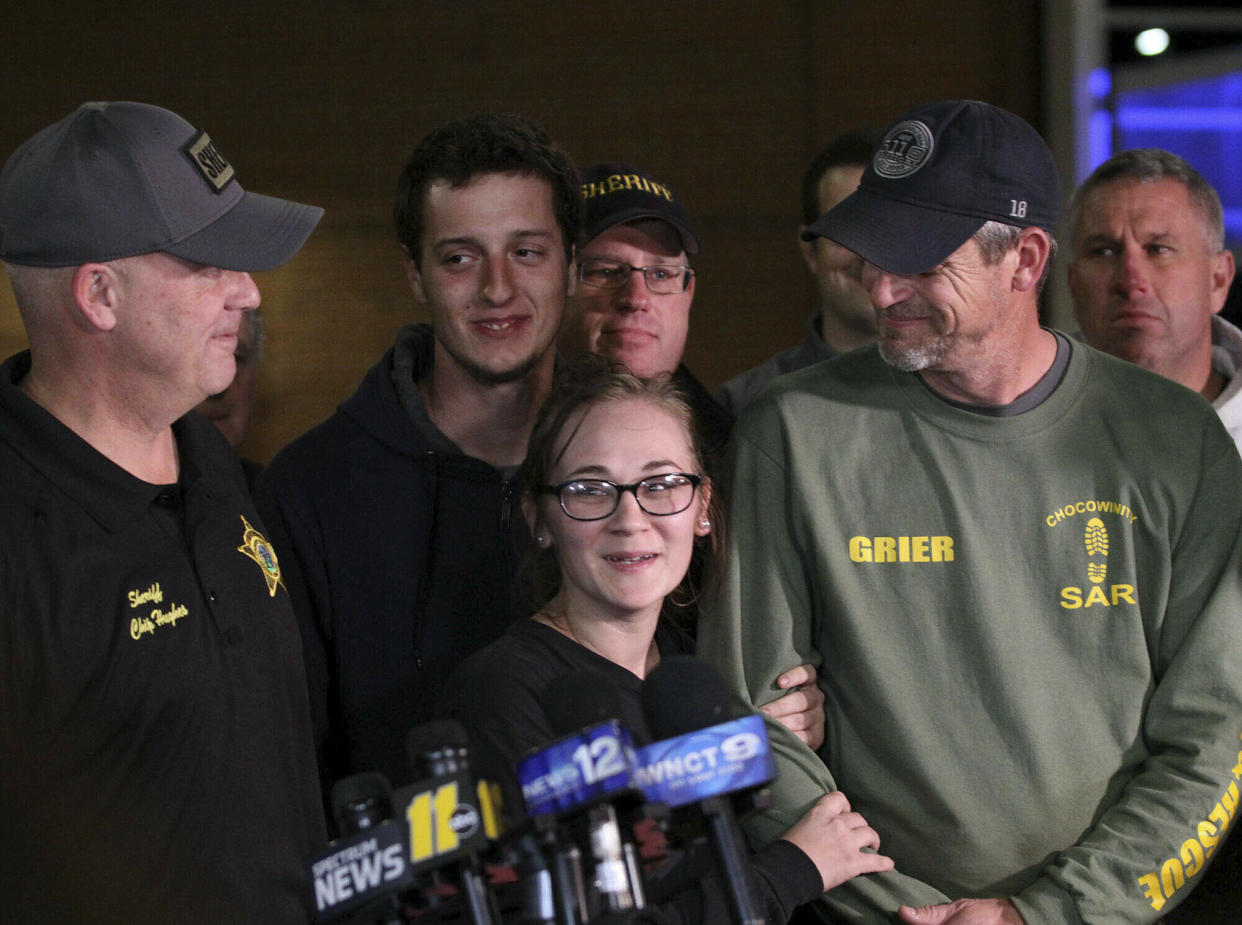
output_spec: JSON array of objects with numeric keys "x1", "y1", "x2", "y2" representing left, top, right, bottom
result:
[{"x1": 0, "y1": 0, "x2": 1041, "y2": 463}]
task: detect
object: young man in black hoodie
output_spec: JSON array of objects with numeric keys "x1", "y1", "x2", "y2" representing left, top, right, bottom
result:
[{"x1": 255, "y1": 114, "x2": 583, "y2": 799}]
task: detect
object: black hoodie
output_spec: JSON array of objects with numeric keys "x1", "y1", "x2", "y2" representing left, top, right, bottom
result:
[{"x1": 255, "y1": 325, "x2": 531, "y2": 802}]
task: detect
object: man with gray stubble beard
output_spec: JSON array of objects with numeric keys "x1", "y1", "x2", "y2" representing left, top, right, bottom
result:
[{"x1": 700, "y1": 99, "x2": 1242, "y2": 924}]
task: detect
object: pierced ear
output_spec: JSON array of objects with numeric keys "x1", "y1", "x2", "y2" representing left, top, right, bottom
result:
[
  {"x1": 694, "y1": 480, "x2": 713, "y2": 536},
  {"x1": 521, "y1": 494, "x2": 551, "y2": 548},
  {"x1": 71, "y1": 263, "x2": 119, "y2": 332},
  {"x1": 1011, "y1": 228, "x2": 1051, "y2": 293},
  {"x1": 402, "y1": 250, "x2": 429, "y2": 304}
]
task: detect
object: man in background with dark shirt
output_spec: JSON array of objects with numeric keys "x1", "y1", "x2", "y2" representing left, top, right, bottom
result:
[
  {"x1": 716, "y1": 130, "x2": 877, "y2": 415},
  {"x1": 568, "y1": 161, "x2": 733, "y2": 468}
]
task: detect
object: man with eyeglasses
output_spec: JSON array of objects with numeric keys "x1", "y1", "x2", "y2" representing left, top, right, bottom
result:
[
  {"x1": 567, "y1": 162, "x2": 823, "y2": 742},
  {"x1": 568, "y1": 162, "x2": 733, "y2": 471}
]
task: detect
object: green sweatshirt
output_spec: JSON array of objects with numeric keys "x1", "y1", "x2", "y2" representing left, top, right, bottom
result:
[{"x1": 698, "y1": 341, "x2": 1242, "y2": 924}]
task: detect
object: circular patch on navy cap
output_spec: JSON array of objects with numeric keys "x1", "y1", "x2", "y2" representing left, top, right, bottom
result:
[{"x1": 873, "y1": 120, "x2": 934, "y2": 179}]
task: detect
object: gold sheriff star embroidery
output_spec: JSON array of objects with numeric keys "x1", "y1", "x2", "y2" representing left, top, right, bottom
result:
[{"x1": 237, "y1": 515, "x2": 285, "y2": 597}]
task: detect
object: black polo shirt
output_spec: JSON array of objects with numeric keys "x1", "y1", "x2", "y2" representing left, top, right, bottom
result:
[{"x1": 0, "y1": 352, "x2": 325, "y2": 924}]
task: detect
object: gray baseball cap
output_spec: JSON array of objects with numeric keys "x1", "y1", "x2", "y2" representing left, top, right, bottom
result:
[{"x1": 0, "y1": 101, "x2": 323, "y2": 271}]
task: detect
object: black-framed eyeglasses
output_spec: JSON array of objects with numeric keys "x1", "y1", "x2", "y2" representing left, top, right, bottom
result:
[
  {"x1": 540, "y1": 473, "x2": 703, "y2": 521},
  {"x1": 578, "y1": 257, "x2": 694, "y2": 294}
]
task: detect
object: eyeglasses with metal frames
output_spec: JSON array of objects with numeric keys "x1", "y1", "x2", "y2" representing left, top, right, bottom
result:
[
  {"x1": 578, "y1": 257, "x2": 694, "y2": 294},
  {"x1": 540, "y1": 472, "x2": 703, "y2": 521}
]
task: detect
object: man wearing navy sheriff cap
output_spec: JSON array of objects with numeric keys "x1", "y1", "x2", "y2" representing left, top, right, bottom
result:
[
  {"x1": 569, "y1": 162, "x2": 734, "y2": 470},
  {"x1": 0, "y1": 102, "x2": 324, "y2": 923},
  {"x1": 699, "y1": 100, "x2": 1242, "y2": 922}
]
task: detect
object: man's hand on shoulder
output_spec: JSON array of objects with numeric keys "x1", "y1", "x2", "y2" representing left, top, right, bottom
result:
[
  {"x1": 899, "y1": 898, "x2": 1025, "y2": 924},
  {"x1": 759, "y1": 662, "x2": 826, "y2": 750}
]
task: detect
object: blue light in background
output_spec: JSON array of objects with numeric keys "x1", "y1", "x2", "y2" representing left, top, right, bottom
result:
[
  {"x1": 1114, "y1": 71, "x2": 1242, "y2": 245},
  {"x1": 1117, "y1": 107, "x2": 1242, "y2": 130},
  {"x1": 1088, "y1": 109, "x2": 1114, "y2": 171},
  {"x1": 1088, "y1": 67, "x2": 1112, "y2": 100}
]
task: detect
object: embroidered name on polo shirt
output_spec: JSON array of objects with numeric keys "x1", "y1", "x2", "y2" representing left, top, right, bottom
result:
[{"x1": 127, "y1": 581, "x2": 190, "y2": 640}]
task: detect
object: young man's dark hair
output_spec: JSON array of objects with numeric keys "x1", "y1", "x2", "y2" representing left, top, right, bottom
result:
[
  {"x1": 800, "y1": 129, "x2": 879, "y2": 225},
  {"x1": 393, "y1": 112, "x2": 582, "y2": 265}
]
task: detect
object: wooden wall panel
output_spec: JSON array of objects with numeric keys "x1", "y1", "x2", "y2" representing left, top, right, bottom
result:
[{"x1": 0, "y1": 0, "x2": 1040, "y2": 463}]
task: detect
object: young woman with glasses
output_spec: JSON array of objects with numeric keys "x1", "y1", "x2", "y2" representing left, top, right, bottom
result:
[{"x1": 437, "y1": 353, "x2": 892, "y2": 921}]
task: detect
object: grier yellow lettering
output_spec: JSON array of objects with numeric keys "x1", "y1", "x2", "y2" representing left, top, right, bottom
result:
[{"x1": 848, "y1": 535, "x2": 955, "y2": 563}]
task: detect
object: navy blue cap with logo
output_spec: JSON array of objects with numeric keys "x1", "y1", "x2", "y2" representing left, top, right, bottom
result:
[
  {"x1": 579, "y1": 161, "x2": 702, "y2": 256},
  {"x1": 802, "y1": 100, "x2": 1061, "y2": 275},
  {"x1": 0, "y1": 101, "x2": 322, "y2": 271}
]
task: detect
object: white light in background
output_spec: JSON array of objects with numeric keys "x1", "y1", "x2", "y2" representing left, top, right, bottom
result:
[{"x1": 1136, "y1": 28, "x2": 1170, "y2": 57}]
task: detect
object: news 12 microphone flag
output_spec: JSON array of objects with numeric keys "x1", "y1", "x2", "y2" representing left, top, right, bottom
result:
[
  {"x1": 518, "y1": 713, "x2": 775, "y2": 815},
  {"x1": 519, "y1": 719, "x2": 637, "y2": 816}
]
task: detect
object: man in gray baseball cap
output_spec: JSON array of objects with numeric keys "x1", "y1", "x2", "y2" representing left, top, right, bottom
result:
[
  {"x1": 0, "y1": 102, "x2": 324, "y2": 923},
  {"x1": 700, "y1": 100, "x2": 1242, "y2": 923}
]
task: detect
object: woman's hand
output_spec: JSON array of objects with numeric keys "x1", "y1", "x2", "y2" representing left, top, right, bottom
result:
[{"x1": 780, "y1": 791, "x2": 894, "y2": 891}]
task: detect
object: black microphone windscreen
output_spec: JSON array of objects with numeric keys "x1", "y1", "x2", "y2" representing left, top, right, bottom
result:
[
  {"x1": 330, "y1": 771, "x2": 394, "y2": 836},
  {"x1": 406, "y1": 718, "x2": 471, "y2": 777},
  {"x1": 544, "y1": 671, "x2": 625, "y2": 736},
  {"x1": 642, "y1": 655, "x2": 732, "y2": 739}
]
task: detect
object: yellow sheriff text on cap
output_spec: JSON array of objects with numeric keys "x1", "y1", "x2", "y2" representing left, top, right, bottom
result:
[{"x1": 582, "y1": 173, "x2": 674, "y2": 202}]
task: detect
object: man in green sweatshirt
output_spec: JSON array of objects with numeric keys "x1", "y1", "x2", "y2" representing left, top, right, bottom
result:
[{"x1": 698, "y1": 100, "x2": 1242, "y2": 924}]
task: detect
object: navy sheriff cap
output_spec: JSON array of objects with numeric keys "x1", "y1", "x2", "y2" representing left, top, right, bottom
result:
[
  {"x1": 579, "y1": 162, "x2": 701, "y2": 256},
  {"x1": 802, "y1": 100, "x2": 1060, "y2": 275}
]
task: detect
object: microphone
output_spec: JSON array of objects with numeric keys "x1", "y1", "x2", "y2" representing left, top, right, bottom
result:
[
  {"x1": 395, "y1": 720, "x2": 504, "y2": 925},
  {"x1": 640, "y1": 656, "x2": 772, "y2": 925},
  {"x1": 517, "y1": 672, "x2": 647, "y2": 920},
  {"x1": 308, "y1": 772, "x2": 415, "y2": 923}
]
